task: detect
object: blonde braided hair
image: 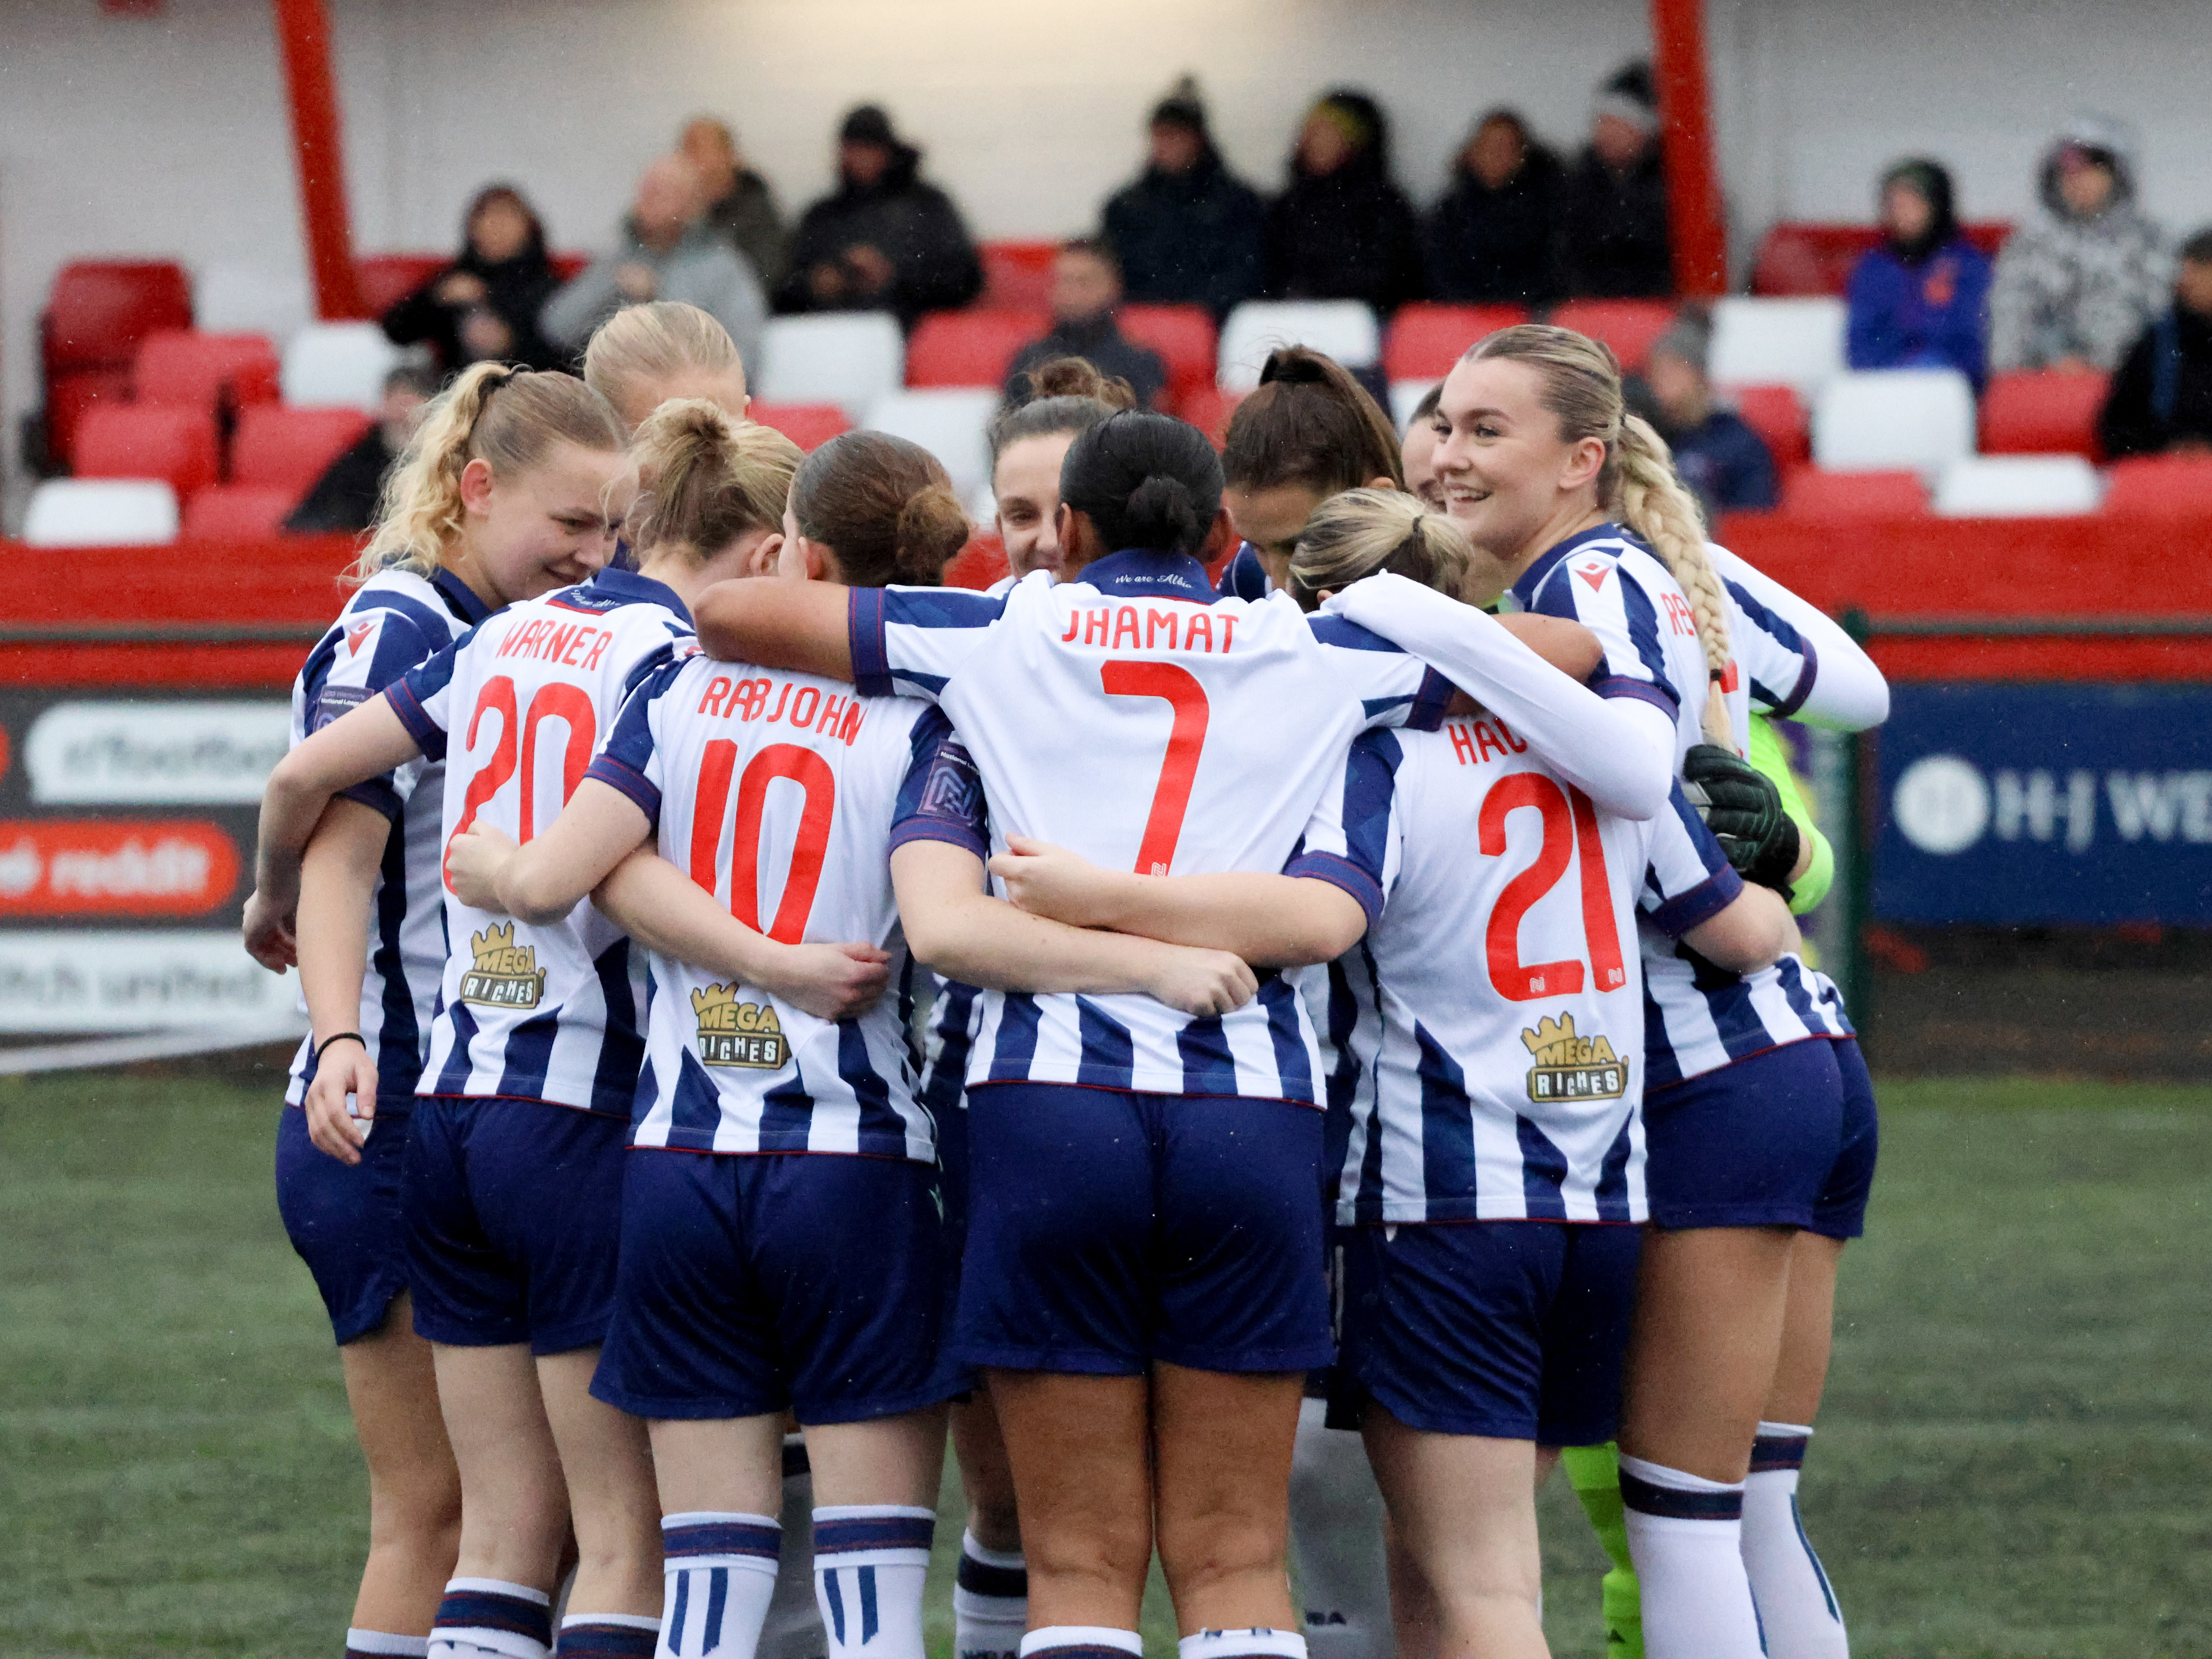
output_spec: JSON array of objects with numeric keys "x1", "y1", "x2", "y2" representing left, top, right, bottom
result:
[{"x1": 1464, "y1": 324, "x2": 1735, "y2": 748}]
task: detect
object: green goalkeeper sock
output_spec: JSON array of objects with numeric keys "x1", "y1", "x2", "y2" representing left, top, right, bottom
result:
[{"x1": 1561, "y1": 1442, "x2": 1643, "y2": 1658}]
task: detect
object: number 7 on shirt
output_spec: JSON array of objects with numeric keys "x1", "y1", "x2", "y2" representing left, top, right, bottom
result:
[{"x1": 1102, "y1": 660, "x2": 1209, "y2": 876}]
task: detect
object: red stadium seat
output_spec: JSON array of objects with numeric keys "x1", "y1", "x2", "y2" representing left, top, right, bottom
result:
[
  {"x1": 231, "y1": 405, "x2": 373, "y2": 494},
  {"x1": 74, "y1": 405, "x2": 220, "y2": 497},
  {"x1": 1383, "y1": 302, "x2": 1531, "y2": 380},
  {"x1": 749, "y1": 402, "x2": 853, "y2": 452},
  {"x1": 1980, "y1": 370, "x2": 2108, "y2": 459},
  {"x1": 1778, "y1": 466, "x2": 1927, "y2": 520},
  {"x1": 906, "y1": 309, "x2": 1048, "y2": 389},
  {"x1": 943, "y1": 532, "x2": 1012, "y2": 591},
  {"x1": 1176, "y1": 384, "x2": 1246, "y2": 449},
  {"x1": 40, "y1": 368, "x2": 133, "y2": 472},
  {"x1": 182, "y1": 485, "x2": 297, "y2": 540},
  {"x1": 980, "y1": 242, "x2": 1059, "y2": 311},
  {"x1": 356, "y1": 253, "x2": 448, "y2": 318},
  {"x1": 2100, "y1": 455, "x2": 2212, "y2": 518},
  {"x1": 43, "y1": 260, "x2": 192, "y2": 372},
  {"x1": 134, "y1": 330, "x2": 282, "y2": 411},
  {"x1": 1547, "y1": 299, "x2": 1676, "y2": 374},
  {"x1": 1728, "y1": 385, "x2": 1810, "y2": 474},
  {"x1": 1119, "y1": 304, "x2": 1217, "y2": 409},
  {"x1": 1751, "y1": 221, "x2": 2014, "y2": 296}
]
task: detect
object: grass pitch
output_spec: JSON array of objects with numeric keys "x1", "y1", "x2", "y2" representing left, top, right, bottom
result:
[{"x1": 0, "y1": 1067, "x2": 2206, "y2": 1658}]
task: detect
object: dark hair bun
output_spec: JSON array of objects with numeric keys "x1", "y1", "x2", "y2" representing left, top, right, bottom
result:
[
  {"x1": 1025, "y1": 357, "x2": 1136, "y2": 407},
  {"x1": 893, "y1": 484, "x2": 970, "y2": 585},
  {"x1": 1122, "y1": 475, "x2": 1200, "y2": 553},
  {"x1": 1059, "y1": 411, "x2": 1223, "y2": 559},
  {"x1": 1258, "y1": 345, "x2": 1334, "y2": 387}
]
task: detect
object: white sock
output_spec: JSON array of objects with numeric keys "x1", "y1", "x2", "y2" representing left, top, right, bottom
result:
[
  {"x1": 1286, "y1": 1399, "x2": 1391, "y2": 1659},
  {"x1": 760, "y1": 1442, "x2": 827, "y2": 1659},
  {"x1": 428, "y1": 1578, "x2": 552, "y2": 1659},
  {"x1": 660, "y1": 1513, "x2": 780, "y2": 1658},
  {"x1": 812, "y1": 1505, "x2": 934, "y2": 1659},
  {"x1": 347, "y1": 1633, "x2": 430, "y2": 1659},
  {"x1": 560, "y1": 1612, "x2": 661, "y2": 1658},
  {"x1": 1019, "y1": 1630, "x2": 1143, "y2": 1659},
  {"x1": 952, "y1": 1532, "x2": 1027, "y2": 1659},
  {"x1": 1742, "y1": 1423, "x2": 1848, "y2": 1659},
  {"x1": 1177, "y1": 1632, "x2": 1308, "y2": 1659},
  {"x1": 1618, "y1": 1454, "x2": 1763, "y2": 1659}
]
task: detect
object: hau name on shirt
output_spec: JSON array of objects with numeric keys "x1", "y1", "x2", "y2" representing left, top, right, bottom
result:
[{"x1": 1445, "y1": 715, "x2": 1531, "y2": 766}]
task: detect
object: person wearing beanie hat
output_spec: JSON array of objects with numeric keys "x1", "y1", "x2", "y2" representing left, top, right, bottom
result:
[
  {"x1": 774, "y1": 102, "x2": 983, "y2": 327},
  {"x1": 1559, "y1": 60, "x2": 1674, "y2": 299},
  {"x1": 1845, "y1": 156, "x2": 1994, "y2": 387},
  {"x1": 1991, "y1": 115, "x2": 2172, "y2": 373},
  {"x1": 1634, "y1": 311, "x2": 1779, "y2": 517},
  {"x1": 1100, "y1": 75, "x2": 1268, "y2": 319},
  {"x1": 1261, "y1": 88, "x2": 1426, "y2": 312}
]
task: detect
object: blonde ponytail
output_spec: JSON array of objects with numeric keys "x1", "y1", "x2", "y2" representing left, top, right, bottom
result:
[
  {"x1": 1464, "y1": 324, "x2": 1735, "y2": 747},
  {"x1": 354, "y1": 363, "x2": 624, "y2": 583},
  {"x1": 627, "y1": 398, "x2": 799, "y2": 563},
  {"x1": 1287, "y1": 486, "x2": 1480, "y2": 611}
]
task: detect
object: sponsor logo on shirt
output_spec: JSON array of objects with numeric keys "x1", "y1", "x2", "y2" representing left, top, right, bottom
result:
[
  {"x1": 459, "y1": 922, "x2": 546, "y2": 1008},
  {"x1": 690, "y1": 982, "x2": 790, "y2": 1069},
  {"x1": 1520, "y1": 1012, "x2": 1628, "y2": 1102}
]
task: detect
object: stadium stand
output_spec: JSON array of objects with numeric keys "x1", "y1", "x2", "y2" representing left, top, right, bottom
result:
[
  {"x1": 1549, "y1": 298, "x2": 1676, "y2": 374},
  {"x1": 757, "y1": 312, "x2": 904, "y2": 418},
  {"x1": 22, "y1": 479, "x2": 181, "y2": 546},
  {"x1": 1118, "y1": 304, "x2": 1219, "y2": 414},
  {"x1": 862, "y1": 387, "x2": 999, "y2": 499},
  {"x1": 181, "y1": 485, "x2": 299, "y2": 540},
  {"x1": 2101, "y1": 454, "x2": 2212, "y2": 517},
  {"x1": 1708, "y1": 296, "x2": 1847, "y2": 396},
  {"x1": 905, "y1": 308, "x2": 1048, "y2": 388},
  {"x1": 1778, "y1": 466, "x2": 1929, "y2": 520},
  {"x1": 281, "y1": 323, "x2": 405, "y2": 411},
  {"x1": 1934, "y1": 454, "x2": 2102, "y2": 516},
  {"x1": 979, "y1": 241, "x2": 1059, "y2": 311},
  {"x1": 229, "y1": 405, "x2": 373, "y2": 497},
  {"x1": 748, "y1": 401, "x2": 853, "y2": 451},
  {"x1": 1813, "y1": 368, "x2": 1977, "y2": 476},
  {"x1": 133, "y1": 331, "x2": 283, "y2": 412},
  {"x1": 1382, "y1": 303, "x2": 1532, "y2": 381},
  {"x1": 1728, "y1": 384, "x2": 1811, "y2": 473},
  {"x1": 1979, "y1": 370, "x2": 2109, "y2": 458},
  {"x1": 1750, "y1": 220, "x2": 2014, "y2": 295},
  {"x1": 73, "y1": 405, "x2": 220, "y2": 497},
  {"x1": 36, "y1": 259, "x2": 193, "y2": 471},
  {"x1": 1218, "y1": 300, "x2": 1381, "y2": 392}
]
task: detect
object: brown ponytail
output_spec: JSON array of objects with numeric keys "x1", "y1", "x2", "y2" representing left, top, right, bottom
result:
[
  {"x1": 626, "y1": 398, "x2": 800, "y2": 564},
  {"x1": 1222, "y1": 345, "x2": 1404, "y2": 497},
  {"x1": 792, "y1": 431, "x2": 969, "y2": 589}
]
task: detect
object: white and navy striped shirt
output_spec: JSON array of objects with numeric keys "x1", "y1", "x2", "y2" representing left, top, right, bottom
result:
[
  {"x1": 586, "y1": 653, "x2": 951, "y2": 1160},
  {"x1": 850, "y1": 552, "x2": 1452, "y2": 1104},
  {"x1": 285, "y1": 567, "x2": 494, "y2": 1111},
  {"x1": 1297, "y1": 715, "x2": 1744, "y2": 1227},
  {"x1": 390, "y1": 567, "x2": 693, "y2": 1116}
]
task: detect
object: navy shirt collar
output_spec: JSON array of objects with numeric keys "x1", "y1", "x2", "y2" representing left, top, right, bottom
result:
[
  {"x1": 582, "y1": 565, "x2": 692, "y2": 624},
  {"x1": 1079, "y1": 548, "x2": 1222, "y2": 604},
  {"x1": 1510, "y1": 521, "x2": 1637, "y2": 609},
  {"x1": 432, "y1": 567, "x2": 496, "y2": 628}
]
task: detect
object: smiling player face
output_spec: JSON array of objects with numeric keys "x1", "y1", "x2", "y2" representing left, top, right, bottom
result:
[
  {"x1": 1430, "y1": 356, "x2": 1605, "y2": 572},
  {"x1": 460, "y1": 440, "x2": 631, "y2": 605},
  {"x1": 994, "y1": 432, "x2": 1078, "y2": 581}
]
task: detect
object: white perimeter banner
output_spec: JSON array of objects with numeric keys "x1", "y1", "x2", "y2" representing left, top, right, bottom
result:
[
  {"x1": 23, "y1": 700, "x2": 292, "y2": 805},
  {"x1": 0, "y1": 929, "x2": 301, "y2": 1032}
]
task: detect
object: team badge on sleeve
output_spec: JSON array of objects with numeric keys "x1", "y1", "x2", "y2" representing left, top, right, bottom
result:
[
  {"x1": 459, "y1": 923, "x2": 547, "y2": 1009},
  {"x1": 691, "y1": 983, "x2": 791, "y2": 1070},
  {"x1": 1521, "y1": 1012, "x2": 1628, "y2": 1102}
]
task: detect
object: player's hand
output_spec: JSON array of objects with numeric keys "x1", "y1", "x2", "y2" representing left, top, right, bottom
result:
[
  {"x1": 304, "y1": 1042, "x2": 379, "y2": 1165},
  {"x1": 761, "y1": 942, "x2": 892, "y2": 1021},
  {"x1": 1144, "y1": 945, "x2": 1258, "y2": 1017},
  {"x1": 1680, "y1": 743, "x2": 1800, "y2": 896},
  {"x1": 990, "y1": 837, "x2": 1118, "y2": 927},
  {"x1": 242, "y1": 888, "x2": 298, "y2": 972},
  {"x1": 445, "y1": 823, "x2": 519, "y2": 910}
]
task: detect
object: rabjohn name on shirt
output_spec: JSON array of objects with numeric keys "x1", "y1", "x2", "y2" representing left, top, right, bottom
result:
[{"x1": 1058, "y1": 604, "x2": 1239, "y2": 654}]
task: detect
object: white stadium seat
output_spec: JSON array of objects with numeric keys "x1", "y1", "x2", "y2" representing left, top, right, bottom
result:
[
  {"x1": 862, "y1": 389, "x2": 998, "y2": 502},
  {"x1": 1934, "y1": 455, "x2": 2102, "y2": 517},
  {"x1": 1390, "y1": 379, "x2": 1441, "y2": 432},
  {"x1": 282, "y1": 322, "x2": 404, "y2": 411},
  {"x1": 22, "y1": 479, "x2": 179, "y2": 546},
  {"x1": 758, "y1": 313, "x2": 905, "y2": 420},
  {"x1": 193, "y1": 260, "x2": 314, "y2": 340},
  {"x1": 1708, "y1": 296, "x2": 1847, "y2": 396},
  {"x1": 1218, "y1": 301, "x2": 1381, "y2": 393},
  {"x1": 1812, "y1": 369, "x2": 1977, "y2": 477}
]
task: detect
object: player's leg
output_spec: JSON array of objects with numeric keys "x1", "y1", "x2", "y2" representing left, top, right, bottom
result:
[
  {"x1": 428, "y1": 1341, "x2": 569, "y2": 1658},
  {"x1": 1361, "y1": 1413, "x2": 1543, "y2": 1659},
  {"x1": 640, "y1": 1415, "x2": 788, "y2": 1659},
  {"x1": 341, "y1": 1299, "x2": 464, "y2": 1645},
  {"x1": 534, "y1": 1350, "x2": 665, "y2": 1652},
  {"x1": 951, "y1": 1390, "x2": 1028, "y2": 1659},
  {"x1": 1287, "y1": 1397, "x2": 1393, "y2": 1659}
]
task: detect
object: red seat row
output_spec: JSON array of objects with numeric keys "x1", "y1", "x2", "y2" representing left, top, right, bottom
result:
[
  {"x1": 75, "y1": 403, "x2": 371, "y2": 504},
  {"x1": 1750, "y1": 454, "x2": 2212, "y2": 524},
  {"x1": 1752, "y1": 221, "x2": 2013, "y2": 297},
  {"x1": 40, "y1": 260, "x2": 194, "y2": 470}
]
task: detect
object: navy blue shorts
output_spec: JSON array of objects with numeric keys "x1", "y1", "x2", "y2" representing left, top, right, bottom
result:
[
  {"x1": 593, "y1": 1149, "x2": 964, "y2": 1423},
  {"x1": 274, "y1": 1103, "x2": 411, "y2": 1345},
  {"x1": 1644, "y1": 1037, "x2": 1847, "y2": 1231},
  {"x1": 403, "y1": 1095, "x2": 627, "y2": 1355},
  {"x1": 1341, "y1": 1220, "x2": 1639, "y2": 1445},
  {"x1": 1810, "y1": 1037, "x2": 1878, "y2": 1240},
  {"x1": 954, "y1": 1082, "x2": 1332, "y2": 1376}
]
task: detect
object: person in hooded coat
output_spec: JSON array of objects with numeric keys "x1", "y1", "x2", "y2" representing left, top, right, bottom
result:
[
  {"x1": 1422, "y1": 108, "x2": 1565, "y2": 307},
  {"x1": 1846, "y1": 157, "x2": 1994, "y2": 389},
  {"x1": 1557, "y1": 62, "x2": 1674, "y2": 299},
  {"x1": 1990, "y1": 116, "x2": 2171, "y2": 374},
  {"x1": 383, "y1": 185, "x2": 565, "y2": 374},
  {"x1": 1262, "y1": 89, "x2": 1426, "y2": 313},
  {"x1": 1100, "y1": 79, "x2": 1268, "y2": 320},
  {"x1": 775, "y1": 104, "x2": 983, "y2": 328}
]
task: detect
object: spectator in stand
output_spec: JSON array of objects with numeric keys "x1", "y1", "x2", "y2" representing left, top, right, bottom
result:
[
  {"x1": 1002, "y1": 240, "x2": 1167, "y2": 411},
  {"x1": 2098, "y1": 228, "x2": 2212, "y2": 458},
  {"x1": 1558, "y1": 62, "x2": 1673, "y2": 299},
  {"x1": 679, "y1": 115, "x2": 790, "y2": 293},
  {"x1": 1990, "y1": 116, "x2": 2171, "y2": 374},
  {"x1": 775, "y1": 104, "x2": 983, "y2": 328},
  {"x1": 284, "y1": 365, "x2": 440, "y2": 534},
  {"x1": 1101, "y1": 78, "x2": 1267, "y2": 320},
  {"x1": 1262, "y1": 89, "x2": 1425, "y2": 313},
  {"x1": 541, "y1": 154, "x2": 767, "y2": 372},
  {"x1": 1636, "y1": 313, "x2": 1778, "y2": 517},
  {"x1": 1422, "y1": 109, "x2": 1564, "y2": 306},
  {"x1": 1846, "y1": 158, "x2": 1994, "y2": 389},
  {"x1": 381, "y1": 185, "x2": 563, "y2": 373}
]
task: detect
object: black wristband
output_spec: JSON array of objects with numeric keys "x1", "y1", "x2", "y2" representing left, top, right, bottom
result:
[{"x1": 315, "y1": 1031, "x2": 367, "y2": 1061}]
